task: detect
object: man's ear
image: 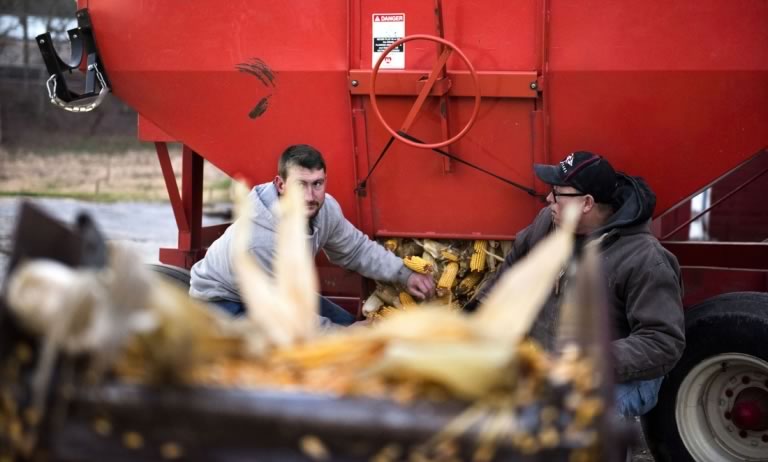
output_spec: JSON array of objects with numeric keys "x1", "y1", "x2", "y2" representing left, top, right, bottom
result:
[
  {"x1": 273, "y1": 175, "x2": 286, "y2": 195},
  {"x1": 583, "y1": 194, "x2": 596, "y2": 214}
]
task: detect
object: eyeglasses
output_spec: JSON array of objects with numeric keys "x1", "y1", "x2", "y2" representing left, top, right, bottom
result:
[{"x1": 550, "y1": 187, "x2": 586, "y2": 203}]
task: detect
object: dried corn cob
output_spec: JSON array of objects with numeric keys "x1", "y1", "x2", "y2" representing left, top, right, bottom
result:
[
  {"x1": 374, "y1": 285, "x2": 402, "y2": 308},
  {"x1": 438, "y1": 262, "x2": 459, "y2": 291},
  {"x1": 441, "y1": 250, "x2": 459, "y2": 262},
  {"x1": 361, "y1": 294, "x2": 385, "y2": 316},
  {"x1": 384, "y1": 239, "x2": 398, "y2": 253},
  {"x1": 378, "y1": 306, "x2": 401, "y2": 318},
  {"x1": 470, "y1": 240, "x2": 488, "y2": 272},
  {"x1": 399, "y1": 291, "x2": 416, "y2": 306},
  {"x1": 457, "y1": 272, "x2": 484, "y2": 295},
  {"x1": 403, "y1": 256, "x2": 433, "y2": 274}
]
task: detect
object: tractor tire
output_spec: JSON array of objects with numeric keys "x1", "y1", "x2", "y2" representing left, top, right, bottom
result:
[
  {"x1": 146, "y1": 263, "x2": 191, "y2": 289},
  {"x1": 642, "y1": 292, "x2": 768, "y2": 462}
]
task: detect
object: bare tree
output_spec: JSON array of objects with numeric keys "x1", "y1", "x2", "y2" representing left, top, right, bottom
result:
[{"x1": 0, "y1": 16, "x2": 20, "y2": 60}]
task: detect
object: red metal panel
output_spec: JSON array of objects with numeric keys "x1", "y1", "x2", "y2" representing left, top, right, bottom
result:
[
  {"x1": 348, "y1": 70, "x2": 538, "y2": 98},
  {"x1": 155, "y1": 142, "x2": 189, "y2": 233},
  {"x1": 360, "y1": 97, "x2": 541, "y2": 237},
  {"x1": 84, "y1": 0, "x2": 768, "y2": 297},
  {"x1": 680, "y1": 270, "x2": 768, "y2": 308},
  {"x1": 707, "y1": 150, "x2": 768, "y2": 242},
  {"x1": 138, "y1": 116, "x2": 175, "y2": 142},
  {"x1": 87, "y1": 0, "x2": 361, "y2": 230},
  {"x1": 358, "y1": 0, "x2": 539, "y2": 70},
  {"x1": 546, "y1": 0, "x2": 768, "y2": 216},
  {"x1": 157, "y1": 146, "x2": 206, "y2": 269},
  {"x1": 663, "y1": 242, "x2": 768, "y2": 272},
  {"x1": 87, "y1": 0, "x2": 543, "y2": 239},
  {"x1": 356, "y1": 0, "x2": 542, "y2": 238}
]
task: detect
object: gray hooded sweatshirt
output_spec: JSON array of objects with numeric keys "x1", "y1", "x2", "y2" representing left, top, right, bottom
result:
[{"x1": 190, "y1": 182, "x2": 412, "y2": 302}]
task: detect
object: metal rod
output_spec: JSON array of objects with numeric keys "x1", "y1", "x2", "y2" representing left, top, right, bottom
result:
[{"x1": 661, "y1": 165, "x2": 768, "y2": 240}]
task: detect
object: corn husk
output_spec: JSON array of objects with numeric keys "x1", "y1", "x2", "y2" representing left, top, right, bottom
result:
[
  {"x1": 231, "y1": 180, "x2": 319, "y2": 347},
  {"x1": 473, "y1": 204, "x2": 580, "y2": 346}
]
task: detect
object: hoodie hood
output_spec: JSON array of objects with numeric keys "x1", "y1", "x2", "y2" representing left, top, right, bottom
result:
[
  {"x1": 594, "y1": 173, "x2": 656, "y2": 235},
  {"x1": 250, "y1": 183, "x2": 280, "y2": 232}
]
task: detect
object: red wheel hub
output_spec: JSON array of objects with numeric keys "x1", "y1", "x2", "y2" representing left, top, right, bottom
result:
[{"x1": 730, "y1": 388, "x2": 768, "y2": 431}]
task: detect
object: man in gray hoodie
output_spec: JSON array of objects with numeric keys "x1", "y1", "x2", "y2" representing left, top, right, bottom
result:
[
  {"x1": 189, "y1": 144, "x2": 435, "y2": 325},
  {"x1": 466, "y1": 151, "x2": 685, "y2": 418}
]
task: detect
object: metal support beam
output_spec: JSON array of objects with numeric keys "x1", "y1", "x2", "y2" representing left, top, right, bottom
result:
[{"x1": 156, "y1": 143, "x2": 208, "y2": 269}]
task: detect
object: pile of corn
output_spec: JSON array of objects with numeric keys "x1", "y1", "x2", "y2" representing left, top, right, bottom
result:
[
  {"x1": 0, "y1": 181, "x2": 607, "y2": 461},
  {"x1": 364, "y1": 238, "x2": 512, "y2": 321}
]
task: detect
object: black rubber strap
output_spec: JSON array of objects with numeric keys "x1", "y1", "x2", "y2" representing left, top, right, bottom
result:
[
  {"x1": 356, "y1": 131, "x2": 546, "y2": 201},
  {"x1": 355, "y1": 135, "x2": 396, "y2": 196}
]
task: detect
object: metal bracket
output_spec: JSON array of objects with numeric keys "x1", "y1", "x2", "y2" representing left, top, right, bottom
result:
[{"x1": 36, "y1": 8, "x2": 111, "y2": 112}]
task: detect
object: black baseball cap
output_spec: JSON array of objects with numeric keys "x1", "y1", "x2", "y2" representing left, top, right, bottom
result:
[{"x1": 534, "y1": 151, "x2": 617, "y2": 204}]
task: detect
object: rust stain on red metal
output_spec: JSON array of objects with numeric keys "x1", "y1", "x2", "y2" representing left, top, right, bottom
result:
[
  {"x1": 249, "y1": 96, "x2": 271, "y2": 119},
  {"x1": 235, "y1": 58, "x2": 277, "y2": 87},
  {"x1": 236, "y1": 58, "x2": 276, "y2": 119}
]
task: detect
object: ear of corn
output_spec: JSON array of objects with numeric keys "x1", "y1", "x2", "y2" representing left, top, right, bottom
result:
[
  {"x1": 379, "y1": 238, "x2": 511, "y2": 309},
  {"x1": 441, "y1": 250, "x2": 459, "y2": 262},
  {"x1": 457, "y1": 272, "x2": 484, "y2": 295},
  {"x1": 470, "y1": 240, "x2": 488, "y2": 272},
  {"x1": 379, "y1": 306, "x2": 401, "y2": 318},
  {"x1": 438, "y1": 262, "x2": 459, "y2": 291},
  {"x1": 403, "y1": 256, "x2": 433, "y2": 274},
  {"x1": 361, "y1": 294, "x2": 385, "y2": 316},
  {"x1": 384, "y1": 239, "x2": 398, "y2": 253},
  {"x1": 399, "y1": 292, "x2": 416, "y2": 307},
  {"x1": 374, "y1": 285, "x2": 402, "y2": 308}
]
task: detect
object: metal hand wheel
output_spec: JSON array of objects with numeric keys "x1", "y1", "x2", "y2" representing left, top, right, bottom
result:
[{"x1": 369, "y1": 34, "x2": 482, "y2": 149}]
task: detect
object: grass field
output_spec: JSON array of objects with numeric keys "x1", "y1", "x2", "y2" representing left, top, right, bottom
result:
[{"x1": 0, "y1": 147, "x2": 231, "y2": 202}]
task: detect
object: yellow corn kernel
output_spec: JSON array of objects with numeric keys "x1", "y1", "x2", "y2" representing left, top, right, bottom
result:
[
  {"x1": 470, "y1": 240, "x2": 487, "y2": 272},
  {"x1": 403, "y1": 256, "x2": 433, "y2": 274},
  {"x1": 399, "y1": 291, "x2": 416, "y2": 306},
  {"x1": 384, "y1": 239, "x2": 398, "y2": 253},
  {"x1": 457, "y1": 272, "x2": 483, "y2": 294},
  {"x1": 437, "y1": 262, "x2": 459, "y2": 290},
  {"x1": 441, "y1": 250, "x2": 459, "y2": 262},
  {"x1": 379, "y1": 306, "x2": 400, "y2": 318}
]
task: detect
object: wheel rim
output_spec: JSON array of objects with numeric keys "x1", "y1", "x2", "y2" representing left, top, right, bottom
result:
[{"x1": 676, "y1": 353, "x2": 768, "y2": 461}]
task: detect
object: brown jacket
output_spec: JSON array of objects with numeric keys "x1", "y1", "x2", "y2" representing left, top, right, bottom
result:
[{"x1": 470, "y1": 175, "x2": 685, "y2": 383}]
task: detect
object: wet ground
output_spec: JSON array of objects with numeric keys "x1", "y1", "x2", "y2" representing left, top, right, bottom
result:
[{"x1": 0, "y1": 196, "x2": 228, "y2": 285}]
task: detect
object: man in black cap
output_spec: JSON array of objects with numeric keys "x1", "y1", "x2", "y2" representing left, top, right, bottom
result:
[{"x1": 467, "y1": 151, "x2": 685, "y2": 418}]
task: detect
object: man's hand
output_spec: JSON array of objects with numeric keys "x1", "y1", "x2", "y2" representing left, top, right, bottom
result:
[{"x1": 406, "y1": 273, "x2": 435, "y2": 300}]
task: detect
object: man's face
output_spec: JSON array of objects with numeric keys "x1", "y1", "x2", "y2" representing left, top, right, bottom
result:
[
  {"x1": 546, "y1": 185, "x2": 587, "y2": 228},
  {"x1": 276, "y1": 165, "x2": 327, "y2": 218}
]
